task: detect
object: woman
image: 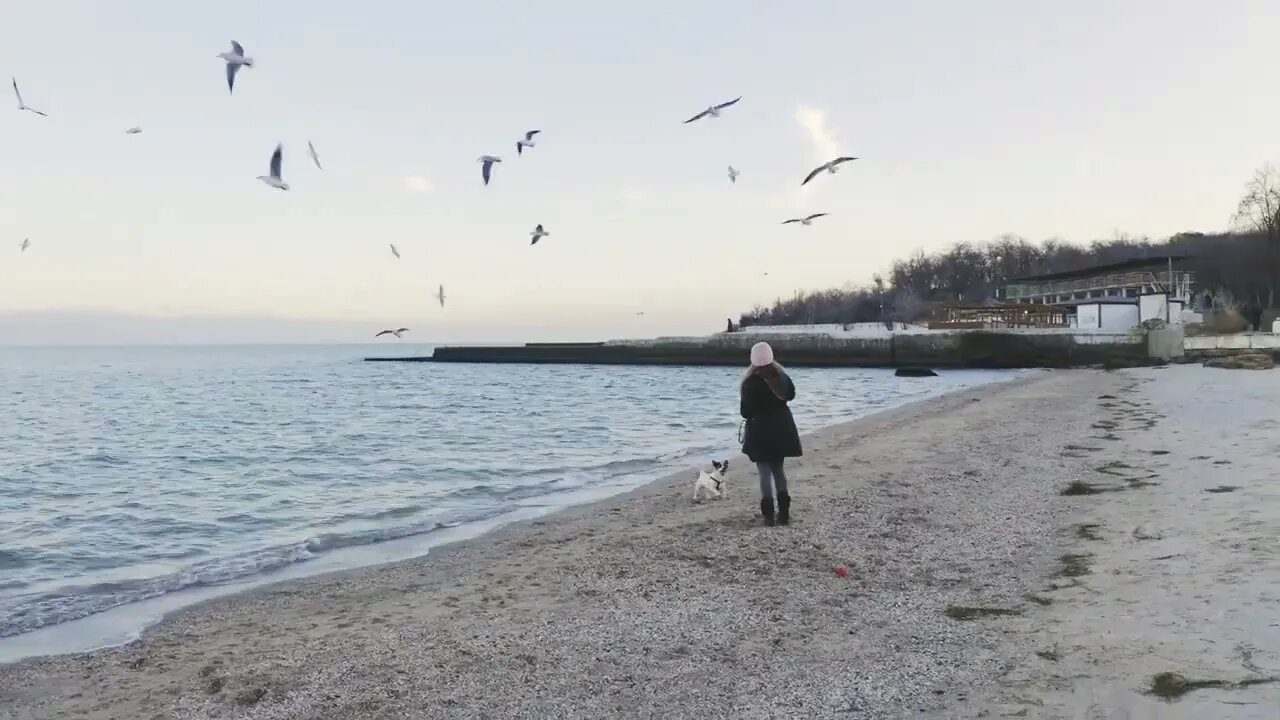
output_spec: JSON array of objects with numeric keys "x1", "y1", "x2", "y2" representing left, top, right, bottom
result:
[{"x1": 739, "y1": 341, "x2": 802, "y2": 526}]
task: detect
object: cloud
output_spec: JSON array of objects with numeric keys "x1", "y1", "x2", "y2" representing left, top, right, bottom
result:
[
  {"x1": 401, "y1": 176, "x2": 435, "y2": 195},
  {"x1": 794, "y1": 105, "x2": 840, "y2": 160},
  {"x1": 790, "y1": 105, "x2": 844, "y2": 210}
]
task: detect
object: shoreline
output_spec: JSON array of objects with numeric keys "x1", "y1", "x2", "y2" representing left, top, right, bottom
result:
[
  {"x1": 4, "y1": 367, "x2": 1274, "y2": 719},
  {"x1": 0, "y1": 370, "x2": 1026, "y2": 666},
  {"x1": 2, "y1": 372, "x2": 1057, "y2": 718}
]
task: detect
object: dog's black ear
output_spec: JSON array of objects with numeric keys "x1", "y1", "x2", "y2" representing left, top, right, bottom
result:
[{"x1": 712, "y1": 460, "x2": 723, "y2": 471}]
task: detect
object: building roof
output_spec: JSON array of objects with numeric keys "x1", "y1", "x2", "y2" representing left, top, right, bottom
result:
[
  {"x1": 1071, "y1": 298, "x2": 1139, "y2": 306},
  {"x1": 944, "y1": 302, "x2": 1072, "y2": 310},
  {"x1": 1004, "y1": 255, "x2": 1196, "y2": 283}
]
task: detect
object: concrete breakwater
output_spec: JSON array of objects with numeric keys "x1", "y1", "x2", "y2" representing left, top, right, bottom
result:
[{"x1": 366, "y1": 329, "x2": 1178, "y2": 369}]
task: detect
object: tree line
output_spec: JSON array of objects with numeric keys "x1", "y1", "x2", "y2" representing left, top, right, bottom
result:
[{"x1": 739, "y1": 164, "x2": 1280, "y2": 327}]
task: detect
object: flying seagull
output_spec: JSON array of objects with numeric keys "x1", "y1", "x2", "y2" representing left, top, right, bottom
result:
[
  {"x1": 125, "y1": 126, "x2": 142, "y2": 134},
  {"x1": 478, "y1": 155, "x2": 501, "y2": 185},
  {"x1": 516, "y1": 130, "x2": 540, "y2": 155},
  {"x1": 801, "y1": 156, "x2": 858, "y2": 186},
  {"x1": 389, "y1": 243, "x2": 400, "y2": 259},
  {"x1": 683, "y1": 96, "x2": 741, "y2": 124},
  {"x1": 218, "y1": 41, "x2": 254, "y2": 94},
  {"x1": 782, "y1": 213, "x2": 829, "y2": 226},
  {"x1": 530, "y1": 223, "x2": 549, "y2": 245},
  {"x1": 20, "y1": 238, "x2": 30, "y2": 253},
  {"x1": 12, "y1": 78, "x2": 47, "y2": 116},
  {"x1": 257, "y1": 143, "x2": 289, "y2": 190},
  {"x1": 307, "y1": 141, "x2": 322, "y2": 170},
  {"x1": 435, "y1": 284, "x2": 446, "y2": 308},
  {"x1": 727, "y1": 166, "x2": 740, "y2": 184},
  {"x1": 375, "y1": 328, "x2": 410, "y2": 338}
]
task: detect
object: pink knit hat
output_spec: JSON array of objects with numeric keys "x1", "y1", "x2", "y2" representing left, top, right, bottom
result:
[{"x1": 749, "y1": 341, "x2": 775, "y2": 367}]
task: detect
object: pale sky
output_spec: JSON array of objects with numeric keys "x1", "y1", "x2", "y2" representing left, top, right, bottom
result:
[{"x1": 2, "y1": 1, "x2": 1277, "y2": 343}]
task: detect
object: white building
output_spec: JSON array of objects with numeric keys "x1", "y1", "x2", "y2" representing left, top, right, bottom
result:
[
  {"x1": 1073, "y1": 300, "x2": 1140, "y2": 330},
  {"x1": 1001, "y1": 257, "x2": 1194, "y2": 330},
  {"x1": 1000, "y1": 256, "x2": 1194, "y2": 306}
]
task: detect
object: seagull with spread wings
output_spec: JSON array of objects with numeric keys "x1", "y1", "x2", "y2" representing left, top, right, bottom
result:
[
  {"x1": 801, "y1": 157, "x2": 858, "y2": 186},
  {"x1": 782, "y1": 213, "x2": 828, "y2": 226},
  {"x1": 375, "y1": 328, "x2": 410, "y2": 338},
  {"x1": 218, "y1": 41, "x2": 254, "y2": 94},
  {"x1": 516, "y1": 130, "x2": 540, "y2": 155},
  {"x1": 684, "y1": 96, "x2": 741, "y2": 124},
  {"x1": 478, "y1": 155, "x2": 501, "y2": 185},
  {"x1": 257, "y1": 143, "x2": 288, "y2": 190},
  {"x1": 12, "y1": 78, "x2": 47, "y2": 116}
]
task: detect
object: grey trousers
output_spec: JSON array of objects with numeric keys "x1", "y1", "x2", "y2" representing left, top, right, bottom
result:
[{"x1": 756, "y1": 460, "x2": 789, "y2": 498}]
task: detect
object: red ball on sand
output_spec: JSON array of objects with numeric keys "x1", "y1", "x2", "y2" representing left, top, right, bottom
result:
[{"x1": 833, "y1": 565, "x2": 848, "y2": 578}]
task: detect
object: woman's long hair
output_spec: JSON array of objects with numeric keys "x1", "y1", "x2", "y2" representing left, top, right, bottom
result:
[{"x1": 741, "y1": 362, "x2": 789, "y2": 401}]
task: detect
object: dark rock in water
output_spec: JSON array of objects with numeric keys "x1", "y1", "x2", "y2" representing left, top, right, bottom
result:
[{"x1": 895, "y1": 367, "x2": 938, "y2": 377}]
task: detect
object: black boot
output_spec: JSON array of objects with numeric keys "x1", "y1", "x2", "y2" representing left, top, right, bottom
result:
[
  {"x1": 777, "y1": 492, "x2": 791, "y2": 526},
  {"x1": 760, "y1": 497, "x2": 776, "y2": 527}
]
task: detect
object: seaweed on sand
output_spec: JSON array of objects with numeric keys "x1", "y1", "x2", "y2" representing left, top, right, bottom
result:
[
  {"x1": 943, "y1": 605, "x2": 1021, "y2": 621},
  {"x1": 1054, "y1": 553, "x2": 1092, "y2": 578},
  {"x1": 1073, "y1": 523, "x2": 1102, "y2": 541},
  {"x1": 1146, "y1": 672, "x2": 1278, "y2": 701},
  {"x1": 1060, "y1": 481, "x2": 1106, "y2": 496}
]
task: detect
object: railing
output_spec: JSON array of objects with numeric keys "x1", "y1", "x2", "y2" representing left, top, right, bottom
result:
[
  {"x1": 1003, "y1": 271, "x2": 1195, "y2": 300},
  {"x1": 931, "y1": 306, "x2": 1071, "y2": 329}
]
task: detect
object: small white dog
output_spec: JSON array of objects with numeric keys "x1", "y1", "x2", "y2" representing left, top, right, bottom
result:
[{"x1": 692, "y1": 460, "x2": 730, "y2": 502}]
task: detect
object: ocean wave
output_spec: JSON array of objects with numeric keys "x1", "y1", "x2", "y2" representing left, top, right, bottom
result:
[
  {"x1": 502, "y1": 452, "x2": 696, "y2": 481},
  {"x1": 82, "y1": 452, "x2": 128, "y2": 465},
  {"x1": 0, "y1": 508, "x2": 501, "y2": 639},
  {"x1": 0, "y1": 549, "x2": 29, "y2": 571},
  {"x1": 0, "y1": 351, "x2": 1017, "y2": 646},
  {"x1": 0, "y1": 464, "x2": 688, "y2": 638}
]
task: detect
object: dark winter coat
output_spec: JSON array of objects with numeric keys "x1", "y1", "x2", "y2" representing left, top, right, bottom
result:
[{"x1": 740, "y1": 370, "x2": 802, "y2": 463}]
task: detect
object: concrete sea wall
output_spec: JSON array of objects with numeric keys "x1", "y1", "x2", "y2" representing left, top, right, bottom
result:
[
  {"x1": 1182, "y1": 332, "x2": 1280, "y2": 361},
  {"x1": 388, "y1": 329, "x2": 1161, "y2": 369}
]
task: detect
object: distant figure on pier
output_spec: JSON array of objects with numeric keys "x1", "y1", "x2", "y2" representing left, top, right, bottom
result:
[
  {"x1": 1198, "y1": 291, "x2": 1215, "y2": 313},
  {"x1": 726, "y1": 318, "x2": 736, "y2": 333},
  {"x1": 740, "y1": 342, "x2": 802, "y2": 527},
  {"x1": 1243, "y1": 298, "x2": 1262, "y2": 331}
]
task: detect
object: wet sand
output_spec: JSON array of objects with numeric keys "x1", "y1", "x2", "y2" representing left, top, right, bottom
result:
[{"x1": 1, "y1": 368, "x2": 1276, "y2": 719}]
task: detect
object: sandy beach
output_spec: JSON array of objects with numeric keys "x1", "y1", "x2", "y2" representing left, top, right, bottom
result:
[{"x1": 2, "y1": 367, "x2": 1277, "y2": 719}]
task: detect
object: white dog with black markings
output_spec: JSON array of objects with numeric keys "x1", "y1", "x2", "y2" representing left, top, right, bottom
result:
[{"x1": 692, "y1": 459, "x2": 730, "y2": 502}]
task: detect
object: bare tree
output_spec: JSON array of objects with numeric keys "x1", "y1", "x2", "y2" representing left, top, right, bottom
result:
[
  {"x1": 736, "y1": 214, "x2": 1276, "y2": 328},
  {"x1": 1232, "y1": 164, "x2": 1280, "y2": 306}
]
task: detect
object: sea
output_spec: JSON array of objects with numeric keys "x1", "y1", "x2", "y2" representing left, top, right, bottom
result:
[{"x1": 0, "y1": 345, "x2": 1020, "y2": 662}]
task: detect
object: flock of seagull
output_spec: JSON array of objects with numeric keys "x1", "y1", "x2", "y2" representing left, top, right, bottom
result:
[{"x1": 12, "y1": 47, "x2": 859, "y2": 340}]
